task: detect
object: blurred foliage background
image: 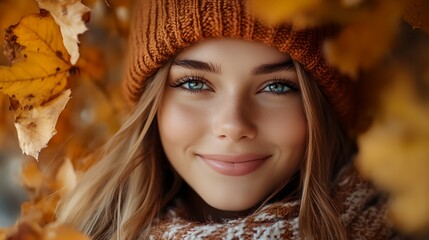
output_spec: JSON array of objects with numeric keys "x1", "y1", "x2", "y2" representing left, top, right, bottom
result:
[{"x1": 0, "y1": 0, "x2": 428, "y2": 239}]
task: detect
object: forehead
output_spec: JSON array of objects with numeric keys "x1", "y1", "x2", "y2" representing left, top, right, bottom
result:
[{"x1": 175, "y1": 39, "x2": 290, "y2": 65}]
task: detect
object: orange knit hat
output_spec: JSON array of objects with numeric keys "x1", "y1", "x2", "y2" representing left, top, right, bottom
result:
[{"x1": 123, "y1": 0, "x2": 354, "y2": 125}]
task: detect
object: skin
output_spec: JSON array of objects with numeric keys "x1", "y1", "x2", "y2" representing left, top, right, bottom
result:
[{"x1": 157, "y1": 39, "x2": 307, "y2": 220}]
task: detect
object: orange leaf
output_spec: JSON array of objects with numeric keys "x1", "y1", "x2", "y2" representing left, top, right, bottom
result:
[
  {"x1": 403, "y1": 0, "x2": 429, "y2": 34},
  {"x1": 0, "y1": 11, "x2": 75, "y2": 158},
  {"x1": 4, "y1": 221, "x2": 43, "y2": 240},
  {"x1": 250, "y1": 0, "x2": 322, "y2": 25},
  {"x1": 21, "y1": 159, "x2": 44, "y2": 190},
  {"x1": 324, "y1": 0, "x2": 405, "y2": 77},
  {"x1": 357, "y1": 65, "x2": 429, "y2": 233},
  {"x1": 43, "y1": 224, "x2": 90, "y2": 240},
  {"x1": 0, "y1": 10, "x2": 71, "y2": 109}
]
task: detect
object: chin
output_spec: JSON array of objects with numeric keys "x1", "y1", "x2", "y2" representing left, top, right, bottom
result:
[{"x1": 203, "y1": 193, "x2": 260, "y2": 212}]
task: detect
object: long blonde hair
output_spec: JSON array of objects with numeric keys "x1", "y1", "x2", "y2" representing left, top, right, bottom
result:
[
  {"x1": 295, "y1": 62, "x2": 351, "y2": 240},
  {"x1": 57, "y1": 61, "x2": 352, "y2": 240},
  {"x1": 57, "y1": 61, "x2": 180, "y2": 239}
]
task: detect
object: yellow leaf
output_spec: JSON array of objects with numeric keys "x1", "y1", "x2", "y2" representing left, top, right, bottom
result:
[
  {"x1": 36, "y1": 0, "x2": 90, "y2": 64},
  {"x1": 357, "y1": 67, "x2": 429, "y2": 233},
  {"x1": 15, "y1": 90, "x2": 71, "y2": 159},
  {"x1": 0, "y1": 0, "x2": 38, "y2": 42},
  {"x1": 249, "y1": 0, "x2": 362, "y2": 28},
  {"x1": 0, "y1": 10, "x2": 73, "y2": 109},
  {"x1": 324, "y1": 0, "x2": 405, "y2": 77},
  {"x1": 250, "y1": 0, "x2": 321, "y2": 25},
  {"x1": 43, "y1": 223, "x2": 90, "y2": 240},
  {"x1": 0, "y1": 11, "x2": 76, "y2": 159}
]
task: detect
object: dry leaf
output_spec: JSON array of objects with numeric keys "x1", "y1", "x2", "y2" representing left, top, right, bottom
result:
[
  {"x1": 324, "y1": 0, "x2": 405, "y2": 77},
  {"x1": 36, "y1": 0, "x2": 90, "y2": 64},
  {"x1": 250, "y1": 0, "x2": 322, "y2": 25},
  {"x1": 54, "y1": 158, "x2": 77, "y2": 195},
  {"x1": 357, "y1": 67, "x2": 429, "y2": 233},
  {"x1": 14, "y1": 90, "x2": 71, "y2": 159},
  {"x1": 43, "y1": 223, "x2": 90, "y2": 240},
  {"x1": 21, "y1": 159, "x2": 45, "y2": 190},
  {"x1": 3, "y1": 221, "x2": 43, "y2": 240},
  {"x1": 0, "y1": 10, "x2": 76, "y2": 159},
  {"x1": 0, "y1": 11, "x2": 72, "y2": 108},
  {"x1": 0, "y1": 0, "x2": 38, "y2": 43},
  {"x1": 250, "y1": 0, "x2": 363, "y2": 28},
  {"x1": 1, "y1": 221, "x2": 90, "y2": 240},
  {"x1": 403, "y1": 0, "x2": 429, "y2": 34},
  {"x1": 21, "y1": 194, "x2": 61, "y2": 226}
]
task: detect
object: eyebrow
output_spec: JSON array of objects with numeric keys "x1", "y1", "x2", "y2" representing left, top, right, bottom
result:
[
  {"x1": 171, "y1": 58, "x2": 295, "y2": 75},
  {"x1": 172, "y1": 59, "x2": 221, "y2": 74},
  {"x1": 251, "y1": 59, "x2": 295, "y2": 75}
]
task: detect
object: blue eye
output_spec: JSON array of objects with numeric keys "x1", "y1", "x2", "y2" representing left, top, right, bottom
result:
[
  {"x1": 261, "y1": 82, "x2": 294, "y2": 94},
  {"x1": 182, "y1": 80, "x2": 210, "y2": 91},
  {"x1": 169, "y1": 76, "x2": 213, "y2": 93},
  {"x1": 265, "y1": 83, "x2": 289, "y2": 93}
]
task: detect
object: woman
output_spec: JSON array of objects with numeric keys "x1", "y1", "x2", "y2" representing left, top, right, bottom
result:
[{"x1": 57, "y1": 0, "x2": 395, "y2": 239}]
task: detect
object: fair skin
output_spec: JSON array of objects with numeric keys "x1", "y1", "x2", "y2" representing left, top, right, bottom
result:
[{"x1": 157, "y1": 39, "x2": 307, "y2": 220}]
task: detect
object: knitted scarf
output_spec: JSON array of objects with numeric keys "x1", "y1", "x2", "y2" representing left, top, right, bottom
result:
[{"x1": 148, "y1": 164, "x2": 397, "y2": 239}]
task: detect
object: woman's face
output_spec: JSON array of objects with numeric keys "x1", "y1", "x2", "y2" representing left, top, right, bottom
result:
[{"x1": 157, "y1": 39, "x2": 307, "y2": 211}]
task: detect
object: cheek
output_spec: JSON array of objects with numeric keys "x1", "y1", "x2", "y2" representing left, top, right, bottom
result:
[
  {"x1": 260, "y1": 101, "x2": 307, "y2": 152},
  {"x1": 157, "y1": 95, "x2": 206, "y2": 155}
]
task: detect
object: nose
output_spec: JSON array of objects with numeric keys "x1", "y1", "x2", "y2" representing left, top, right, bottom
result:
[{"x1": 212, "y1": 97, "x2": 257, "y2": 142}]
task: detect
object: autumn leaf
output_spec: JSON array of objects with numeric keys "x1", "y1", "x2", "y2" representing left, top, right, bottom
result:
[
  {"x1": 17, "y1": 158, "x2": 79, "y2": 233},
  {"x1": 357, "y1": 64, "x2": 429, "y2": 233},
  {"x1": 250, "y1": 0, "x2": 322, "y2": 25},
  {"x1": 36, "y1": 0, "x2": 90, "y2": 64},
  {"x1": 21, "y1": 157, "x2": 45, "y2": 191},
  {"x1": 43, "y1": 223, "x2": 90, "y2": 240},
  {"x1": 0, "y1": 10, "x2": 76, "y2": 159},
  {"x1": 0, "y1": 10, "x2": 72, "y2": 107},
  {"x1": 403, "y1": 0, "x2": 429, "y2": 34},
  {"x1": 249, "y1": 0, "x2": 365, "y2": 28},
  {"x1": 54, "y1": 158, "x2": 77, "y2": 195},
  {"x1": 15, "y1": 90, "x2": 71, "y2": 159},
  {"x1": 324, "y1": 0, "x2": 405, "y2": 77},
  {"x1": 250, "y1": 0, "x2": 409, "y2": 77},
  {"x1": 0, "y1": 0, "x2": 38, "y2": 44},
  {"x1": 21, "y1": 195, "x2": 60, "y2": 226},
  {"x1": 0, "y1": 221, "x2": 90, "y2": 240},
  {"x1": 2, "y1": 221, "x2": 43, "y2": 240}
]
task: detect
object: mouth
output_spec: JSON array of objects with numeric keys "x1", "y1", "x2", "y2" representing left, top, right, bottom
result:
[{"x1": 197, "y1": 153, "x2": 271, "y2": 176}]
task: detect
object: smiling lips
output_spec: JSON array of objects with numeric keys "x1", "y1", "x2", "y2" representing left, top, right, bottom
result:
[{"x1": 197, "y1": 153, "x2": 271, "y2": 176}]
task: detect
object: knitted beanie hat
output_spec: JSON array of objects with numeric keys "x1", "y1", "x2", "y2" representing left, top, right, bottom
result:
[{"x1": 124, "y1": 0, "x2": 354, "y2": 125}]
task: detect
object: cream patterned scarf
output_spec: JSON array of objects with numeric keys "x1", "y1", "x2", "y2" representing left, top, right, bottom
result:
[{"x1": 149, "y1": 164, "x2": 396, "y2": 239}]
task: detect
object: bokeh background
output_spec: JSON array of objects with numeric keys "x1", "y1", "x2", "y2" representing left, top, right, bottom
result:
[{"x1": 0, "y1": 0, "x2": 428, "y2": 238}]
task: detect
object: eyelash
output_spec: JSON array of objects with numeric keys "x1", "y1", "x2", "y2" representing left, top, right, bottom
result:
[
  {"x1": 169, "y1": 75, "x2": 213, "y2": 94},
  {"x1": 258, "y1": 78, "x2": 300, "y2": 95},
  {"x1": 169, "y1": 76, "x2": 300, "y2": 95}
]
